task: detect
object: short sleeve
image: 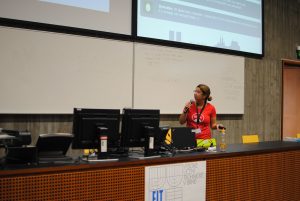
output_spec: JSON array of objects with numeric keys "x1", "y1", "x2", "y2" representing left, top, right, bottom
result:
[{"x1": 211, "y1": 105, "x2": 217, "y2": 118}]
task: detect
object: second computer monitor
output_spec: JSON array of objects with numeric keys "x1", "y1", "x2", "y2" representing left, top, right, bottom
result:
[{"x1": 121, "y1": 108, "x2": 160, "y2": 148}]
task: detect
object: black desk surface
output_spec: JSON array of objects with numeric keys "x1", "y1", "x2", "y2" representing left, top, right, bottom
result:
[{"x1": 1, "y1": 141, "x2": 300, "y2": 177}]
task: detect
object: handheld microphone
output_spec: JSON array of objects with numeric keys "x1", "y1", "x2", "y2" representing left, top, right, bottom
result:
[{"x1": 183, "y1": 99, "x2": 194, "y2": 113}]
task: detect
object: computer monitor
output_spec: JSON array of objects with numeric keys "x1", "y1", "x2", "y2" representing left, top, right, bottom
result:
[
  {"x1": 120, "y1": 109, "x2": 160, "y2": 156},
  {"x1": 36, "y1": 133, "x2": 73, "y2": 156},
  {"x1": 72, "y1": 108, "x2": 120, "y2": 151},
  {"x1": 36, "y1": 133, "x2": 73, "y2": 163}
]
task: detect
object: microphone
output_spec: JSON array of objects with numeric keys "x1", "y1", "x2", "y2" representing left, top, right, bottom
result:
[{"x1": 183, "y1": 99, "x2": 194, "y2": 113}]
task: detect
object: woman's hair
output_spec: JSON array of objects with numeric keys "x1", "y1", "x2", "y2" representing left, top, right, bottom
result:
[{"x1": 197, "y1": 84, "x2": 213, "y2": 101}]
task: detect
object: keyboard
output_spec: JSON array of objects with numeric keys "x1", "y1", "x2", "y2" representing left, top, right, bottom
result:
[{"x1": 38, "y1": 155, "x2": 73, "y2": 163}]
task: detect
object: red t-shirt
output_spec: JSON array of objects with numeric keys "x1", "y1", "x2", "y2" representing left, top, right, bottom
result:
[{"x1": 186, "y1": 102, "x2": 216, "y2": 139}]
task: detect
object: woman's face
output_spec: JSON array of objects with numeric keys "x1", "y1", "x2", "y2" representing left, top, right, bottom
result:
[{"x1": 194, "y1": 87, "x2": 206, "y2": 102}]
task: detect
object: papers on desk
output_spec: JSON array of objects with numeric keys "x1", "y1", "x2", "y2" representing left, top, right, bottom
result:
[{"x1": 283, "y1": 137, "x2": 300, "y2": 142}]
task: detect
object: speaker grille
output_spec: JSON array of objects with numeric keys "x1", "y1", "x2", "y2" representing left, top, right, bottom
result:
[{"x1": 0, "y1": 166, "x2": 144, "y2": 201}]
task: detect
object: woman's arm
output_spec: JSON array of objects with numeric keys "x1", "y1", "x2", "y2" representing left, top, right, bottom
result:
[
  {"x1": 211, "y1": 116, "x2": 225, "y2": 130},
  {"x1": 210, "y1": 116, "x2": 217, "y2": 129},
  {"x1": 179, "y1": 101, "x2": 192, "y2": 124},
  {"x1": 179, "y1": 112, "x2": 188, "y2": 124}
]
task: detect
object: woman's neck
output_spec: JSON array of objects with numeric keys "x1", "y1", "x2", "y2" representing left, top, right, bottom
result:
[{"x1": 196, "y1": 100, "x2": 205, "y2": 107}]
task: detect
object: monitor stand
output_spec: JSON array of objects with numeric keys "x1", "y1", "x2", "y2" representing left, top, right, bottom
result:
[
  {"x1": 81, "y1": 127, "x2": 120, "y2": 162},
  {"x1": 128, "y1": 148, "x2": 161, "y2": 160},
  {"x1": 81, "y1": 151, "x2": 119, "y2": 162},
  {"x1": 128, "y1": 126, "x2": 161, "y2": 159},
  {"x1": 129, "y1": 153, "x2": 161, "y2": 160},
  {"x1": 82, "y1": 157, "x2": 119, "y2": 162},
  {"x1": 38, "y1": 151, "x2": 73, "y2": 164}
]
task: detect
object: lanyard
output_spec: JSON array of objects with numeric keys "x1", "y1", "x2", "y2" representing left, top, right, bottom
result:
[{"x1": 196, "y1": 102, "x2": 206, "y2": 124}]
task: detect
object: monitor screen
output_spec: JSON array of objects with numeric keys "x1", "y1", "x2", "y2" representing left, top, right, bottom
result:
[
  {"x1": 121, "y1": 108, "x2": 160, "y2": 148},
  {"x1": 72, "y1": 108, "x2": 120, "y2": 149}
]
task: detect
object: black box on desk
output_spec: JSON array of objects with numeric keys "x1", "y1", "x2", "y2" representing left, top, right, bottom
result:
[{"x1": 5, "y1": 146, "x2": 37, "y2": 164}]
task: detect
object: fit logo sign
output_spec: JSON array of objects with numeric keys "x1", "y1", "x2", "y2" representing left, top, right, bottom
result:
[
  {"x1": 145, "y1": 161, "x2": 206, "y2": 201},
  {"x1": 151, "y1": 189, "x2": 164, "y2": 201}
]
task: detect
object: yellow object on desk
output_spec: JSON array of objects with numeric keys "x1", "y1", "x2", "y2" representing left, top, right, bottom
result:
[
  {"x1": 197, "y1": 138, "x2": 216, "y2": 149},
  {"x1": 242, "y1": 135, "x2": 259, "y2": 143},
  {"x1": 297, "y1": 133, "x2": 300, "y2": 138}
]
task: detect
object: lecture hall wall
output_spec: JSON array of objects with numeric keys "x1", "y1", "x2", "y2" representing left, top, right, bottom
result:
[{"x1": 0, "y1": 0, "x2": 300, "y2": 154}]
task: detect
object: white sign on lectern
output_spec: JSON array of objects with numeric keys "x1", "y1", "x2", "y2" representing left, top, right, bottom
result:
[{"x1": 145, "y1": 161, "x2": 206, "y2": 201}]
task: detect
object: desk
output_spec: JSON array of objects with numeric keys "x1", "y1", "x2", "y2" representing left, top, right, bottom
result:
[{"x1": 1, "y1": 141, "x2": 300, "y2": 200}]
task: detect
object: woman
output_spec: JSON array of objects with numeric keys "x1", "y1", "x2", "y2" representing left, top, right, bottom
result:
[{"x1": 179, "y1": 84, "x2": 224, "y2": 148}]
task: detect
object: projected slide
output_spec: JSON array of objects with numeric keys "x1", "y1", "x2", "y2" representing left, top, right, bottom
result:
[
  {"x1": 40, "y1": 0, "x2": 110, "y2": 12},
  {"x1": 0, "y1": 0, "x2": 131, "y2": 35},
  {"x1": 137, "y1": 0, "x2": 262, "y2": 55}
]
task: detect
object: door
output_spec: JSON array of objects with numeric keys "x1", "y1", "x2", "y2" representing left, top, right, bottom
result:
[{"x1": 282, "y1": 59, "x2": 300, "y2": 138}]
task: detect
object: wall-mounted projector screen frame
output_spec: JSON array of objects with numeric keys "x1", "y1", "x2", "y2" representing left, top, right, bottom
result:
[
  {"x1": 0, "y1": 0, "x2": 133, "y2": 41},
  {"x1": 132, "y1": 0, "x2": 264, "y2": 58},
  {"x1": 0, "y1": 0, "x2": 263, "y2": 58}
]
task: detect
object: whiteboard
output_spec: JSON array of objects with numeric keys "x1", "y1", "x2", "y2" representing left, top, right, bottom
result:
[
  {"x1": 0, "y1": 27, "x2": 133, "y2": 113},
  {"x1": 0, "y1": 27, "x2": 244, "y2": 114},
  {"x1": 134, "y1": 43, "x2": 244, "y2": 114}
]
